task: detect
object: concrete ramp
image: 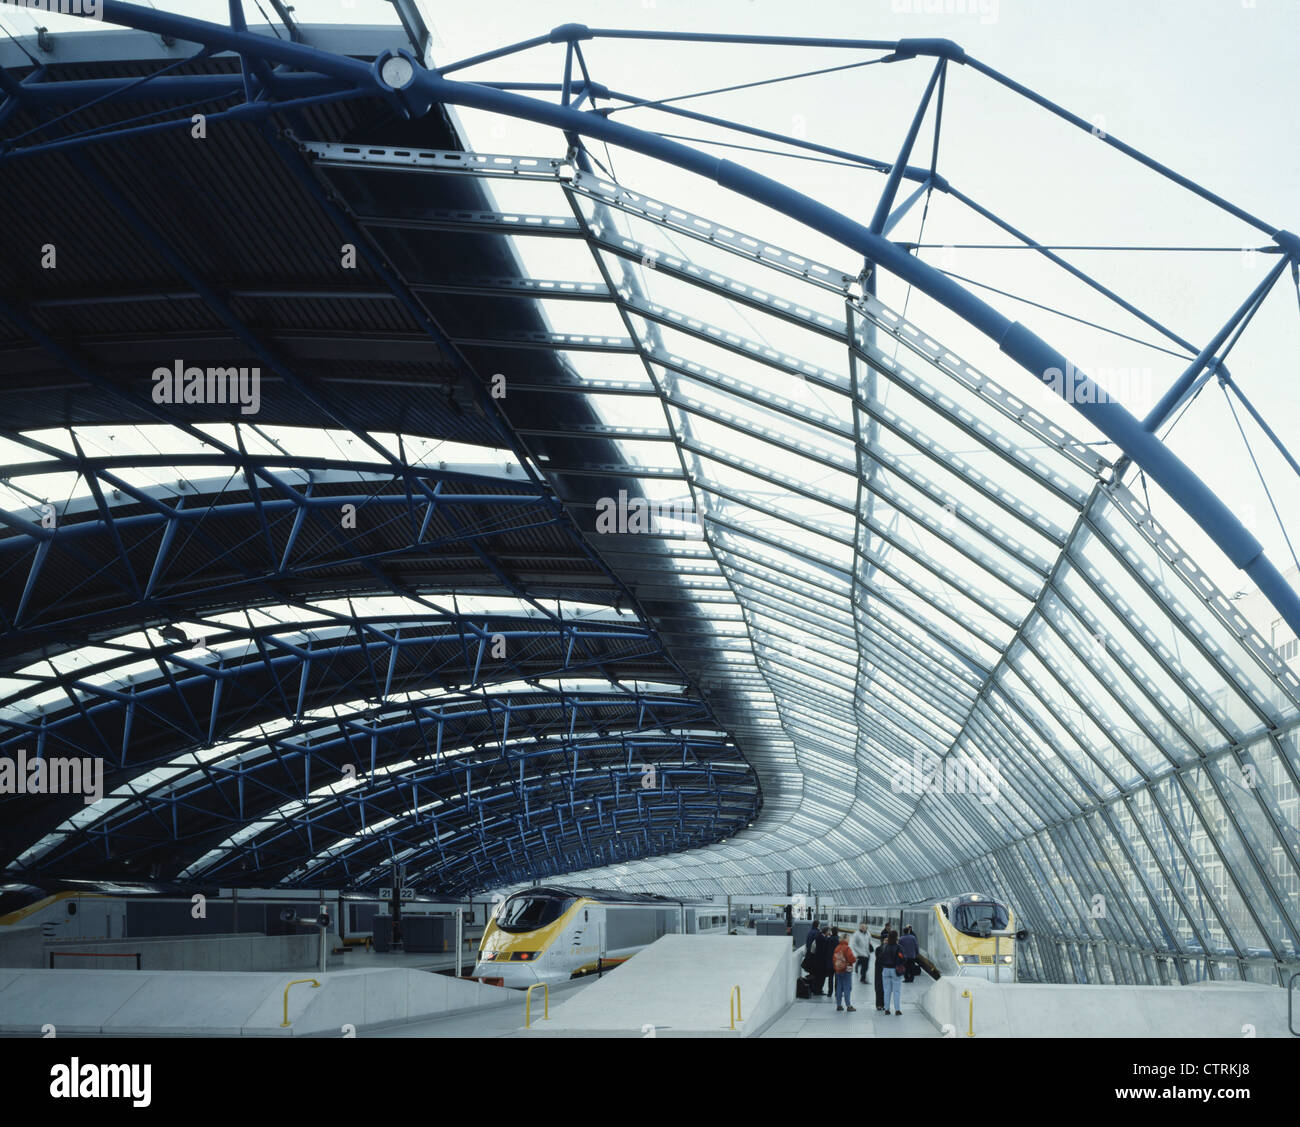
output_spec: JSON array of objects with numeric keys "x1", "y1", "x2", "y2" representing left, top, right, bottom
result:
[
  {"x1": 0, "y1": 967, "x2": 511, "y2": 1036},
  {"x1": 922, "y1": 976, "x2": 1295, "y2": 1038},
  {"x1": 525, "y1": 934, "x2": 795, "y2": 1038}
]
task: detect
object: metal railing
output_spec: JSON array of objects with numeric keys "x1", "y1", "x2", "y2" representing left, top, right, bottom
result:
[
  {"x1": 524, "y1": 982, "x2": 549, "y2": 1027},
  {"x1": 729, "y1": 984, "x2": 743, "y2": 1031},
  {"x1": 281, "y1": 977, "x2": 320, "y2": 1027},
  {"x1": 960, "y1": 988, "x2": 975, "y2": 1037}
]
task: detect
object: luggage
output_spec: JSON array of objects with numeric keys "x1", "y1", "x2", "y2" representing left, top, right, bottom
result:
[{"x1": 796, "y1": 976, "x2": 812, "y2": 999}]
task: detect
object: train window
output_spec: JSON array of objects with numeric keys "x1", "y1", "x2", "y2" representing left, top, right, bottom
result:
[
  {"x1": 952, "y1": 901, "x2": 1008, "y2": 936},
  {"x1": 495, "y1": 893, "x2": 575, "y2": 933},
  {"x1": 66, "y1": 902, "x2": 77, "y2": 916}
]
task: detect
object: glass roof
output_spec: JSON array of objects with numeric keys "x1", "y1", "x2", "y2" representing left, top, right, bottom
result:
[{"x1": 325, "y1": 20, "x2": 1300, "y2": 981}]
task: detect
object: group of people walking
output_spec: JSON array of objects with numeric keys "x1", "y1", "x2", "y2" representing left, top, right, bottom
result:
[{"x1": 801, "y1": 920, "x2": 922, "y2": 1014}]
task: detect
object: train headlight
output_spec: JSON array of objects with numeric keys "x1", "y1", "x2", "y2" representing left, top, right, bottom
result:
[{"x1": 1001, "y1": 955, "x2": 1013, "y2": 963}]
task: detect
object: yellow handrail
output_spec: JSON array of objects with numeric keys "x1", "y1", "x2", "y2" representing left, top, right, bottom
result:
[
  {"x1": 281, "y1": 977, "x2": 321, "y2": 1028},
  {"x1": 960, "y1": 988, "x2": 974, "y2": 1037},
  {"x1": 524, "y1": 982, "x2": 549, "y2": 1027},
  {"x1": 729, "y1": 984, "x2": 743, "y2": 1030}
]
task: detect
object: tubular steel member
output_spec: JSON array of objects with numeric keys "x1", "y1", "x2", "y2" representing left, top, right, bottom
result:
[
  {"x1": 524, "y1": 982, "x2": 549, "y2": 1027},
  {"x1": 42, "y1": 3, "x2": 1300, "y2": 641},
  {"x1": 281, "y1": 977, "x2": 321, "y2": 1028}
]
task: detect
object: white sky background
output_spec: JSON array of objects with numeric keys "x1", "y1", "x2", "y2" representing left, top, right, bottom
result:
[{"x1": 6, "y1": 0, "x2": 1299, "y2": 622}]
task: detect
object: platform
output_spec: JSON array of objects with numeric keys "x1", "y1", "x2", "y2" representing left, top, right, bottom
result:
[
  {"x1": 922, "y1": 976, "x2": 1296, "y2": 1037},
  {"x1": 523, "y1": 934, "x2": 795, "y2": 1037},
  {"x1": 763, "y1": 971, "x2": 941, "y2": 1037},
  {"x1": 0, "y1": 965, "x2": 511, "y2": 1037}
]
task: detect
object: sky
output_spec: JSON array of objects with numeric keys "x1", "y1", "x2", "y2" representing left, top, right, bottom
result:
[{"x1": 4, "y1": 0, "x2": 1298, "y2": 629}]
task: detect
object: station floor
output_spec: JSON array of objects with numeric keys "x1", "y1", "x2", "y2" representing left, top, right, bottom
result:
[{"x1": 763, "y1": 973, "x2": 940, "y2": 1037}]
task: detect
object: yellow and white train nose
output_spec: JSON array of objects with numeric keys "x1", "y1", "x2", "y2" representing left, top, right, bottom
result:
[
  {"x1": 473, "y1": 948, "x2": 544, "y2": 985},
  {"x1": 954, "y1": 952, "x2": 1016, "y2": 978}
]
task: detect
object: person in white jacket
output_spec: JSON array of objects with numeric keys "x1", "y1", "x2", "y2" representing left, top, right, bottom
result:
[{"x1": 850, "y1": 922, "x2": 872, "y2": 985}]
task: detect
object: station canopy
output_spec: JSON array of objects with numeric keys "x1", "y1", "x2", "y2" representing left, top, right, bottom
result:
[{"x1": 1, "y1": 1, "x2": 1298, "y2": 986}]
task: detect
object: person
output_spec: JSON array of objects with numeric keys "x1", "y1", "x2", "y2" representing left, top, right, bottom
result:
[
  {"x1": 873, "y1": 925, "x2": 886, "y2": 1010},
  {"x1": 803, "y1": 922, "x2": 825, "y2": 996},
  {"x1": 832, "y1": 929, "x2": 857, "y2": 1011},
  {"x1": 879, "y1": 929, "x2": 903, "y2": 1015},
  {"x1": 819, "y1": 926, "x2": 838, "y2": 996},
  {"x1": 899, "y1": 925, "x2": 920, "y2": 983},
  {"x1": 850, "y1": 922, "x2": 872, "y2": 985}
]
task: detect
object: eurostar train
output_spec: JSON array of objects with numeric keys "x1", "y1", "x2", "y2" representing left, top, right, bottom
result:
[
  {"x1": 825, "y1": 893, "x2": 1026, "y2": 981},
  {"x1": 474, "y1": 886, "x2": 729, "y2": 986},
  {"x1": 0, "y1": 881, "x2": 492, "y2": 949},
  {"x1": 0, "y1": 881, "x2": 192, "y2": 940}
]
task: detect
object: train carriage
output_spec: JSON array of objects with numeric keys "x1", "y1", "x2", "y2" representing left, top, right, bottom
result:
[{"x1": 474, "y1": 885, "x2": 725, "y2": 986}]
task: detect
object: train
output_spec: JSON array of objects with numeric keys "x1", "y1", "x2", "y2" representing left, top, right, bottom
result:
[
  {"x1": 821, "y1": 893, "x2": 1026, "y2": 981},
  {"x1": 4, "y1": 880, "x2": 1022, "y2": 984},
  {"x1": 473, "y1": 885, "x2": 729, "y2": 986},
  {"x1": 0, "y1": 880, "x2": 494, "y2": 950}
]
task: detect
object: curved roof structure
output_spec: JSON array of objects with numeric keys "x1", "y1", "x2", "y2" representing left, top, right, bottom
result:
[{"x1": 1, "y1": 2, "x2": 1298, "y2": 986}]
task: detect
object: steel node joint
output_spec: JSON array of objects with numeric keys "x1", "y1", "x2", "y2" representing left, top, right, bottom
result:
[
  {"x1": 1271, "y1": 228, "x2": 1300, "y2": 261},
  {"x1": 550, "y1": 23, "x2": 594, "y2": 44},
  {"x1": 890, "y1": 38, "x2": 967, "y2": 64},
  {"x1": 373, "y1": 49, "x2": 431, "y2": 118}
]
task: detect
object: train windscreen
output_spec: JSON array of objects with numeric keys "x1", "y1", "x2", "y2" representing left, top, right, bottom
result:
[
  {"x1": 494, "y1": 893, "x2": 574, "y2": 933},
  {"x1": 952, "y1": 901, "x2": 1009, "y2": 936}
]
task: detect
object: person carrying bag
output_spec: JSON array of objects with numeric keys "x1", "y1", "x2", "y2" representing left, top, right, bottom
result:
[
  {"x1": 832, "y1": 932, "x2": 857, "y2": 1011},
  {"x1": 879, "y1": 930, "x2": 904, "y2": 1015}
]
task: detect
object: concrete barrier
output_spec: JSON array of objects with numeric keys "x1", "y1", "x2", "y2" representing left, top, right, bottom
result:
[
  {"x1": 0, "y1": 925, "x2": 45, "y2": 969},
  {"x1": 921, "y1": 976, "x2": 1294, "y2": 1038},
  {"x1": 0, "y1": 966, "x2": 511, "y2": 1036},
  {"x1": 523, "y1": 934, "x2": 796, "y2": 1038},
  {"x1": 35, "y1": 932, "x2": 336, "y2": 972}
]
